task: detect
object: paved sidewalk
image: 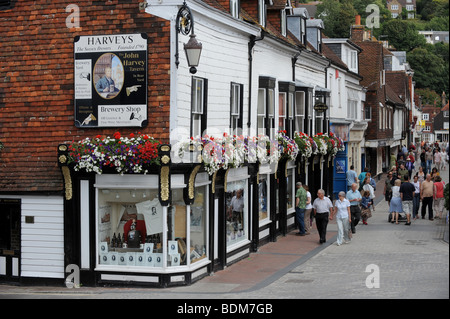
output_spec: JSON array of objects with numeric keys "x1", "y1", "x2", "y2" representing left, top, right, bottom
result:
[{"x1": 0, "y1": 170, "x2": 447, "y2": 298}]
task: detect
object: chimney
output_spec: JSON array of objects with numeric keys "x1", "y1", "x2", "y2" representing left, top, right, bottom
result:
[{"x1": 350, "y1": 15, "x2": 365, "y2": 42}]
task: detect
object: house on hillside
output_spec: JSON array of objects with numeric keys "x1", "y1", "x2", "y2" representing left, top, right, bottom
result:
[{"x1": 387, "y1": 0, "x2": 416, "y2": 19}]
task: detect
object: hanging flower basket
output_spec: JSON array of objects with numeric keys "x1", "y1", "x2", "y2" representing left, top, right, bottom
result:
[
  {"x1": 276, "y1": 130, "x2": 299, "y2": 161},
  {"x1": 313, "y1": 133, "x2": 328, "y2": 156},
  {"x1": 172, "y1": 133, "x2": 280, "y2": 175},
  {"x1": 68, "y1": 132, "x2": 161, "y2": 175},
  {"x1": 293, "y1": 131, "x2": 317, "y2": 159}
]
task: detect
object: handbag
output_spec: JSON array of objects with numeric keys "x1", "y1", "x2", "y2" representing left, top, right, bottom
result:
[{"x1": 361, "y1": 207, "x2": 372, "y2": 219}]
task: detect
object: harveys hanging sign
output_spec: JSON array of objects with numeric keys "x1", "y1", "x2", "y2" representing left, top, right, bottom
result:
[{"x1": 74, "y1": 33, "x2": 148, "y2": 128}]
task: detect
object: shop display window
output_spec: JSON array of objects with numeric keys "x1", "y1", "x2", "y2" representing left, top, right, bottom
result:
[
  {"x1": 167, "y1": 188, "x2": 187, "y2": 267},
  {"x1": 190, "y1": 185, "x2": 208, "y2": 264},
  {"x1": 225, "y1": 179, "x2": 248, "y2": 247},
  {"x1": 97, "y1": 188, "x2": 165, "y2": 268},
  {"x1": 96, "y1": 175, "x2": 209, "y2": 270},
  {"x1": 258, "y1": 174, "x2": 269, "y2": 222}
]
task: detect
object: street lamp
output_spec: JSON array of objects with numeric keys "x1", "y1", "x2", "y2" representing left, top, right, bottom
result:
[{"x1": 175, "y1": 1, "x2": 202, "y2": 74}]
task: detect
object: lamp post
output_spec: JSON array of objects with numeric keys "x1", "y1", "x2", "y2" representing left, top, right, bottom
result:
[{"x1": 175, "y1": 1, "x2": 202, "y2": 74}]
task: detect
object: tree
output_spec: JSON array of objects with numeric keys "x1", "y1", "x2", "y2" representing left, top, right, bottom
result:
[
  {"x1": 316, "y1": 0, "x2": 357, "y2": 38},
  {"x1": 407, "y1": 47, "x2": 449, "y2": 95},
  {"x1": 381, "y1": 19, "x2": 426, "y2": 51}
]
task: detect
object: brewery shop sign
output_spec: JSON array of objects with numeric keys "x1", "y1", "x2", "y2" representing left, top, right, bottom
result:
[{"x1": 74, "y1": 34, "x2": 148, "y2": 128}]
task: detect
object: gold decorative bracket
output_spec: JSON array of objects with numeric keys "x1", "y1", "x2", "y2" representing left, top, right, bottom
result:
[
  {"x1": 158, "y1": 144, "x2": 171, "y2": 206},
  {"x1": 57, "y1": 144, "x2": 73, "y2": 201}
]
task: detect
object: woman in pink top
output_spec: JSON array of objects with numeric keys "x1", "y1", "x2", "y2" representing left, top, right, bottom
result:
[{"x1": 433, "y1": 176, "x2": 445, "y2": 219}]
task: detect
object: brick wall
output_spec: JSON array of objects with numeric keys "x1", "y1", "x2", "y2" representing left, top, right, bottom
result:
[{"x1": 0, "y1": 0, "x2": 171, "y2": 193}]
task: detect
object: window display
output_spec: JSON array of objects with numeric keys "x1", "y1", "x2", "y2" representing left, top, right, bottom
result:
[
  {"x1": 167, "y1": 188, "x2": 187, "y2": 267},
  {"x1": 258, "y1": 174, "x2": 268, "y2": 222},
  {"x1": 96, "y1": 177, "x2": 209, "y2": 270},
  {"x1": 97, "y1": 188, "x2": 165, "y2": 268},
  {"x1": 225, "y1": 180, "x2": 248, "y2": 247},
  {"x1": 190, "y1": 185, "x2": 207, "y2": 263}
]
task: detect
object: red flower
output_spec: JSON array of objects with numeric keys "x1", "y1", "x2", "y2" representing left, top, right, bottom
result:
[
  {"x1": 113, "y1": 132, "x2": 121, "y2": 139},
  {"x1": 130, "y1": 133, "x2": 135, "y2": 138}
]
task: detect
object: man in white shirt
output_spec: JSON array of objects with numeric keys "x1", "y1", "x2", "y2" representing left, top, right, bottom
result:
[{"x1": 312, "y1": 189, "x2": 334, "y2": 244}]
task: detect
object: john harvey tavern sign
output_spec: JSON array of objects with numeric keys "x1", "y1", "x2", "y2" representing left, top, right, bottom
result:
[{"x1": 74, "y1": 33, "x2": 148, "y2": 128}]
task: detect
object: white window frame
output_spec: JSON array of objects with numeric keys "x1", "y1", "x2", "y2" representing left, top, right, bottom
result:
[
  {"x1": 279, "y1": 92, "x2": 287, "y2": 131},
  {"x1": 192, "y1": 77, "x2": 205, "y2": 137},
  {"x1": 295, "y1": 91, "x2": 305, "y2": 133},
  {"x1": 231, "y1": 82, "x2": 242, "y2": 132}
]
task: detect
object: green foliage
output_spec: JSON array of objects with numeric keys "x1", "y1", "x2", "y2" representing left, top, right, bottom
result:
[
  {"x1": 316, "y1": 0, "x2": 357, "y2": 38},
  {"x1": 381, "y1": 19, "x2": 427, "y2": 51},
  {"x1": 407, "y1": 48, "x2": 449, "y2": 96},
  {"x1": 415, "y1": 88, "x2": 442, "y2": 106}
]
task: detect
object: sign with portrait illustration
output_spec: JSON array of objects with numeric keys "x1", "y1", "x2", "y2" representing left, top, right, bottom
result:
[{"x1": 74, "y1": 33, "x2": 148, "y2": 128}]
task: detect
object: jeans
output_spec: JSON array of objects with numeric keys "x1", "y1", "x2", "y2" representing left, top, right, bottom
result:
[
  {"x1": 295, "y1": 207, "x2": 306, "y2": 235},
  {"x1": 350, "y1": 205, "x2": 361, "y2": 233},
  {"x1": 336, "y1": 217, "x2": 351, "y2": 245},
  {"x1": 315, "y1": 212, "x2": 329, "y2": 243},
  {"x1": 426, "y1": 160, "x2": 433, "y2": 174},
  {"x1": 412, "y1": 193, "x2": 420, "y2": 219},
  {"x1": 421, "y1": 196, "x2": 433, "y2": 219}
]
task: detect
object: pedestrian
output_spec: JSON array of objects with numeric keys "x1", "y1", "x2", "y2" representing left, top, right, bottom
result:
[
  {"x1": 362, "y1": 175, "x2": 375, "y2": 212},
  {"x1": 358, "y1": 167, "x2": 370, "y2": 190},
  {"x1": 425, "y1": 147, "x2": 433, "y2": 174},
  {"x1": 400, "y1": 174, "x2": 415, "y2": 225},
  {"x1": 390, "y1": 165, "x2": 399, "y2": 182},
  {"x1": 397, "y1": 155, "x2": 406, "y2": 169},
  {"x1": 295, "y1": 182, "x2": 307, "y2": 236},
  {"x1": 440, "y1": 148, "x2": 447, "y2": 171},
  {"x1": 303, "y1": 184, "x2": 313, "y2": 234},
  {"x1": 433, "y1": 176, "x2": 445, "y2": 219},
  {"x1": 389, "y1": 179, "x2": 402, "y2": 224},
  {"x1": 390, "y1": 153, "x2": 397, "y2": 169},
  {"x1": 398, "y1": 163, "x2": 409, "y2": 183},
  {"x1": 405, "y1": 157, "x2": 414, "y2": 178},
  {"x1": 434, "y1": 149, "x2": 442, "y2": 171},
  {"x1": 431, "y1": 167, "x2": 439, "y2": 181},
  {"x1": 312, "y1": 189, "x2": 333, "y2": 244},
  {"x1": 420, "y1": 173, "x2": 434, "y2": 220},
  {"x1": 360, "y1": 190, "x2": 372, "y2": 225},
  {"x1": 420, "y1": 149, "x2": 426, "y2": 171},
  {"x1": 415, "y1": 166, "x2": 425, "y2": 184},
  {"x1": 384, "y1": 170, "x2": 394, "y2": 205},
  {"x1": 367, "y1": 172, "x2": 377, "y2": 191},
  {"x1": 330, "y1": 191, "x2": 351, "y2": 246},
  {"x1": 412, "y1": 175, "x2": 421, "y2": 221},
  {"x1": 346, "y1": 183, "x2": 362, "y2": 233},
  {"x1": 346, "y1": 165, "x2": 358, "y2": 191}
]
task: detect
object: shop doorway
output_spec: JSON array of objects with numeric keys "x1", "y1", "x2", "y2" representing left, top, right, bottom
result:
[{"x1": 0, "y1": 199, "x2": 21, "y2": 282}]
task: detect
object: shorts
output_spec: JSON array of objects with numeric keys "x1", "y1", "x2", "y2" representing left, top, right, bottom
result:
[{"x1": 402, "y1": 200, "x2": 413, "y2": 215}]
